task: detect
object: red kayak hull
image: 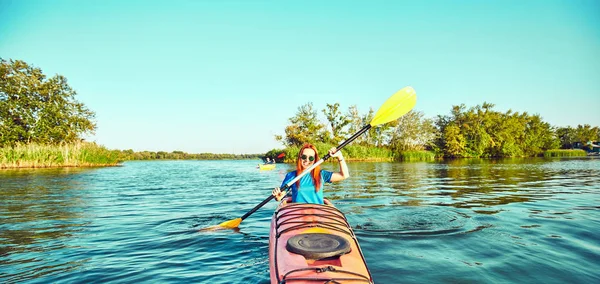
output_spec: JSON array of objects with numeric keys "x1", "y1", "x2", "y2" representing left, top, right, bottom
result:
[{"x1": 269, "y1": 199, "x2": 373, "y2": 283}]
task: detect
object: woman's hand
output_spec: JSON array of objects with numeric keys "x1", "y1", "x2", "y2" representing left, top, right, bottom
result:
[
  {"x1": 328, "y1": 147, "x2": 344, "y2": 162},
  {"x1": 272, "y1": 187, "x2": 286, "y2": 201}
]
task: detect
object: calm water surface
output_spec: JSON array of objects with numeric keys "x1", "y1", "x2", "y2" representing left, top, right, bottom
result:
[{"x1": 1, "y1": 158, "x2": 599, "y2": 283}]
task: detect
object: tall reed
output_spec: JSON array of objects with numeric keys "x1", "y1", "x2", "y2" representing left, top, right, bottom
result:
[
  {"x1": 0, "y1": 142, "x2": 121, "y2": 168},
  {"x1": 542, "y1": 149, "x2": 587, "y2": 157},
  {"x1": 395, "y1": 150, "x2": 436, "y2": 161}
]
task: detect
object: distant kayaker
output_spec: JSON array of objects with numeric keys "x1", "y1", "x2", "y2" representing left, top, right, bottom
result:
[{"x1": 272, "y1": 143, "x2": 349, "y2": 204}]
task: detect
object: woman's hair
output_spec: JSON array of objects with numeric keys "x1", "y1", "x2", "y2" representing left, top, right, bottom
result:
[{"x1": 296, "y1": 143, "x2": 322, "y2": 191}]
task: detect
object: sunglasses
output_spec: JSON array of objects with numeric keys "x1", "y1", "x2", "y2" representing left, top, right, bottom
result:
[{"x1": 300, "y1": 155, "x2": 315, "y2": 162}]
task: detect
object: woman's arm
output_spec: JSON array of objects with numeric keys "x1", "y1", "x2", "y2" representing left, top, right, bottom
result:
[{"x1": 328, "y1": 147, "x2": 349, "y2": 182}]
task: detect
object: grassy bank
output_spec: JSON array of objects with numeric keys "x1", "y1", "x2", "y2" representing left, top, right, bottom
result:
[
  {"x1": 395, "y1": 150, "x2": 437, "y2": 162},
  {"x1": 542, "y1": 149, "x2": 588, "y2": 157},
  {"x1": 0, "y1": 142, "x2": 121, "y2": 169}
]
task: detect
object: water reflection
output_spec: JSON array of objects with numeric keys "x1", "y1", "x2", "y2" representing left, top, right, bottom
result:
[
  {"x1": 330, "y1": 157, "x2": 600, "y2": 252},
  {"x1": 0, "y1": 168, "x2": 96, "y2": 282},
  {"x1": 335, "y1": 158, "x2": 600, "y2": 212}
]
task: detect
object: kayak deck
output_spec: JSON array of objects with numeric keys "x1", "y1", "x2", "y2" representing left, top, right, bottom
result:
[{"x1": 269, "y1": 200, "x2": 373, "y2": 283}]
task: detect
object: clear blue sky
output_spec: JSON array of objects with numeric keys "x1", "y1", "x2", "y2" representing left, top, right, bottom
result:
[{"x1": 1, "y1": 0, "x2": 599, "y2": 154}]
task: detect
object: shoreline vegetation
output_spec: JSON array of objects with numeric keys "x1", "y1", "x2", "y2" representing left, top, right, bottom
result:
[
  {"x1": 266, "y1": 143, "x2": 589, "y2": 164},
  {"x1": 1, "y1": 142, "x2": 120, "y2": 169},
  {"x1": 0, "y1": 142, "x2": 262, "y2": 169},
  {"x1": 542, "y1": 149, "x2": 589, "y2": 158},
  {"x1": 1, "y1": 143, "x2": 589, "y2": 170}
]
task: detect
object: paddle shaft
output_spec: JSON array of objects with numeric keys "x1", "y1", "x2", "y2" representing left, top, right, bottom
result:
[{"x1": 239, "y1": 124, "x2": 372, "y2": 221}]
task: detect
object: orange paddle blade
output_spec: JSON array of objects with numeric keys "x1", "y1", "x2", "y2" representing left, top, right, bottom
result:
[
  {"x1": 198, "y1": 218, "x2": 242, "y2": 232},
  {"x1": 218, "y1": 218, "x2": 242, "y2": 229}
]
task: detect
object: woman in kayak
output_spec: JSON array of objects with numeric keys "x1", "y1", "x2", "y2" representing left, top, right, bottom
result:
[{"x1": 272, "y1": 143, "x2": 349, "y2": 204}]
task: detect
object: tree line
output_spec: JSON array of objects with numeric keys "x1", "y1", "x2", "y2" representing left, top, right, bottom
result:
[
  {"x1": 115, "y1": 150, "x2": 260, "y2": 161},
  {"x1": 276, "y1": 101, "x2": 599, "y2": 158}
]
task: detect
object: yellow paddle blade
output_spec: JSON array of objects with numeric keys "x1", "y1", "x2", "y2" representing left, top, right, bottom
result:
[
  {"x1": 370, "y1": 86, "x2": 417, "y2": 126},
  {"x1": 218, "y1": 218, "x2": 242, "y2": 229},
  {"x1": 198, "y1": 217, "x2": 242, "y2": 232}
]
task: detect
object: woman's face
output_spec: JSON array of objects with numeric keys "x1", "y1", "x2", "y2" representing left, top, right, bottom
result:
[{"x1": 299, "y1": 148, "x2": 316, "y2": 169}]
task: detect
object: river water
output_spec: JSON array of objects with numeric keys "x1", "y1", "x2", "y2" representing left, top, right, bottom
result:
[{"x1": 1, "y1": 158, "x2": 599, "y2": 283}]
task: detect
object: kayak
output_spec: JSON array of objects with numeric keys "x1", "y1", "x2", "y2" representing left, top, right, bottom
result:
[
  {"x1": 259, "y1": 164, "x2": 276, "y2": 170},
  {"x1": 269, "y1": 199, "x2": 373, "y2": 283}
]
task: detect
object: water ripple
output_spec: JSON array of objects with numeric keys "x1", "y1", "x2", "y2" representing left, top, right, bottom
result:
[{"x1": 350, "y1": 206, "x2": 487, "y2": 237}]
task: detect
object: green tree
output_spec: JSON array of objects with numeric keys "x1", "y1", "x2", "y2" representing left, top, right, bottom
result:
[
  {"x1": 489, "y1": 110, "x2": 525, "y2": 157},
  {"x1": 277, "y1": 102, "x2": 326, "y2": 147},
  {"x1": 0, "y1": 59, "x2": 96, "y2": 147},
  {"x1": 459, "y1": 103, "x2": 493, "y2": 157},
  {"x1": 574, "y1": 124, "x2": 599, "y2": 144},
  {"x1": 362, "y1": 108, "x2": 377, "y2": 146},
  {"x1": 390, "y1": 110, "x2": 438, "y2": 151},
  {"x1": 518, "y1": 114, "x2": 559, "y2": 156},
  {"x1": 346, "y1": 105, "x2": 368, "y2": 145},
  {"x1": 322, "y1": 102, "x2": 351, "y2": 144},
  {"x1": 436, "y1": 104, "x2": 481, "y2": 157},
  {"x1": 443, "y1": 123, "x2": 466, "y2": 157},
  {"x1": 556, "y1": 126, "x2": 576, "y2": 149},
  {"x1": 435, "y1": 103, "x2": 559, "y2": 158}
]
